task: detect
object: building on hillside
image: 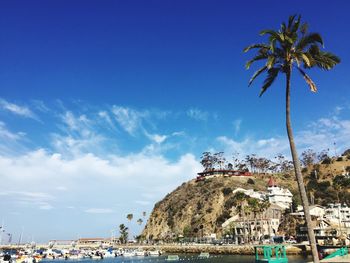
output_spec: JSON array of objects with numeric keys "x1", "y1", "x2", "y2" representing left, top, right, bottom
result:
[
  {"x1": 196, "y1": 169, "x2": 251, "y2": 181},
  {"x1": 324, "y1": 203, "x2": 350, "y2": 228},
  {"x1": 266, "y1": 177, "x2": 293, "y2": 210},
  {"x1": 292, "y1": 203, "x2": 350, "y2": 245},
  {"x1": 232, "y1": 188, "x2": 266, "y2": 200},
  {"x1": 222, "y1": 204, "x2": 284, "y2": 244},
  {"x1": 231, "y1": 178, "x2": 293, "y2": 211},
  {"x1": 292, "y1": 205, "x2": 325, "y2": 218},
  {"x1": 296, "y1": 218, "x2": 340, "y2": 244}
]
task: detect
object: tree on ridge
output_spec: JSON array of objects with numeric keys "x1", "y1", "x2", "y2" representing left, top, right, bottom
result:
[{"x1": 244, "y1": 15, "x2": 340, "y2": 263}]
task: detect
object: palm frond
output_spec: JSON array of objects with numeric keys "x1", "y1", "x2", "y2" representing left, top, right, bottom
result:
[
  {"x1": 300, "y1": 22, "x2": 308, "y2": 35},
  {"x1": 245, "y1": 53, "x2": 268, "y2": 69},
  {"x1": 296, "y1": 33, "x2": 324, "y2": 50},
  {"x1": 266, "y1": 56, "x2": 275, "y2": 69},
  {"x1": 260, "y1": 29, "x2": 281, "y2": 40},
  {"x1": 301, "y1": 53, "x2": 311, "y2": 67},
  {"x1": 248, "y1": 66, "x2": 267, "y2": 86},
  {"x1": 297, "y1": 67, "x2": 317, "y2": 92},
  {"x1": 259, "y1": 68, "x2": 279, "y2": 97},
  {"x1": 281, "y1": 22, "x2": 287, "y2": 32},
  {"x1": 287, "y1": 15, "x2": 297, "y2": 30},
  {"x1": 243, "y1": 43, "x2": 269, "y2": 53},
  {"x1": 314, "y1": 51, "x2": 341, "y2": 70},
  {"x1": 291, "y1": 15, "x2": 301, "y2": 33}
]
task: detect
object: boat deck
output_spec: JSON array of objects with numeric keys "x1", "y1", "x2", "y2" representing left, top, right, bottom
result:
[{"x1": 319, "y1": 254, "x2": 350, "y2": 262}]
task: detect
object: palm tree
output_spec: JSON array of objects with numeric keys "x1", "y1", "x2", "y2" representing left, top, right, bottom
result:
[
  {"x1": 232, "y1": 192, "x2": 248, "y2": 243},
  {"x1": 244, "y1": 15, "x2": 340, "y2": 262},
  {"x1": 247, "y1": 198, "x2": 260, "y2": 242},
  {"x1": 137, "y1": 218, "x2": 143, "y2": 225},
  {"x1": 126, "y1": 213, "x2": 133, "y2": 241},
  {"x1": 127, "y1": 213, "x2": 133, "y2": 222}
]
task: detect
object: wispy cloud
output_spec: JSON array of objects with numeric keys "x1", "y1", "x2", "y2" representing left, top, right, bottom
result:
[
  {"x1": 111, "y1": 106, "x2": 146, "y2": 135},
  {"x1": 32, "y1": 100, "x2": 50, "y2": 113},
  {"x1": 52, "y1": 111, "x2": 107, "y2": 156},
  {"x1": 186, "y1": 108, "x2": 208, "y2": 121},
  {"x1": 233, "y1": 119, "x2": 242, "y2": 135},
  {"x1": 217, "y1": 107, "x2": 350, "y2": 159},
  {"x1": 85, "y1": 208, "x2": 114, "y2": 214},
  {"x1": 0, "y1": 98, "x2": 37, "y2": 119},
  {"x1": 0, "y1": 191, "x2": 54, "y2": 210},
  {"x1": 0, "y1": 121, "x2": 25, "y2": 141},
  {"x1": 98, "y1": 111, "x2": 116, "y2": 130},
  {"x1": 144, "y1": 132, "x2": 168, "y2": 144}
]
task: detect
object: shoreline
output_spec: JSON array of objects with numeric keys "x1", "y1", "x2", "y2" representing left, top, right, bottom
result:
[{"x1": 0, "y1": 244, "x2": 305, "y2": 255}]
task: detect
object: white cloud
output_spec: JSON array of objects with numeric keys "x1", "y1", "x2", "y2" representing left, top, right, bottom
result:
[
  {"x1": 52, "y1": 111, "x2": 107, "y2": 156},
  {"x1": 111, "y1": 106, "x2": 146, "y2": 135},
  {"x1": 216, "y1": 135, "x2": 289, "y2": 159},
  {"x1": 233, "y1": 119, "x2": 242, "y2": 135},
  {"x1": 0, "y1": 99, "x2": 37, "y2": 119},
  {"x1": 32, "y1": 100, "x2": 50, "y2": 113},
  {"x1": 85, "y1": 208, "x2": 114, "y2": 214},
  {"x1": 186, "y1": 108, "x2": 208, "y2": 121},
  {"x1": 144, "y1": 132, "x2": 168, "y2": 144},
  {"x1": 98, "y1": 111, "x2": 115, "y2": 129},
  {"x1": 0, "y1": 148, "x2": 200, "y2": 220},
  {"x1": 0, "y1": 190, "x2": 54, "y2": 210},
  {"x1": 56, "y1": 186, "x2": 68, "y2": 191},
  {"x1": 217, "y1": 110, "x2": 350, "y2": 159},
  {"x1": 0, "y1": 122, "x2": 24, "y2": 141},
  {"x1": 39, "y1": 203, "x2": 54, "y2": 210}
]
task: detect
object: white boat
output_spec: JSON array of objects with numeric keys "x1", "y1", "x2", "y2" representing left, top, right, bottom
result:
[
  {"x1": 148, "y1": 250, "x2": 162, "y2": 256},
  {"x1": 134, "y1": 249, "x2": 145, "y2": 256},
  {"x1": 122, "y1": 251, "x2": 135, "y2": 257}
]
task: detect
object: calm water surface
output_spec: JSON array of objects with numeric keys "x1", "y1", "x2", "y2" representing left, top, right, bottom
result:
[{"x1": 42, "y1": 254, "x2": 312, "y2": 263}]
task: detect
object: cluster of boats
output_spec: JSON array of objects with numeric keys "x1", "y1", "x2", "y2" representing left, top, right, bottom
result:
[{"x1": 0, "y1": 248, "x2": 162, "y2": 263}]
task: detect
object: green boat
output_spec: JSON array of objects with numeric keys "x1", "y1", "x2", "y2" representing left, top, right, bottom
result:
[
  {"x1": 198, "y1": 252, "x2": 210, "y2": 259},
  {"x1": 166, "y1": 255, "x2": 180, "y2": 261},
  {"x1": 254, "y1": 245, "x2": 288, "y2": 263}
]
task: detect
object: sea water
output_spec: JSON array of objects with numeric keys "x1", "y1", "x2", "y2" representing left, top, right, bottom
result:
[{"x1": 41, "y1": 254, "x2": 312, "y2": 263}]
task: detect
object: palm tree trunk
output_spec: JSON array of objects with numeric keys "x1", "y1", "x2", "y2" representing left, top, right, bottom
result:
[{"x1": 286, "y1": 66, "x2": 319, "y2": 263}]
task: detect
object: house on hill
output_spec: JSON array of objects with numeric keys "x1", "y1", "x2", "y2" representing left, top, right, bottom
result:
[
  {"x1": 266, "y1": 177, "x2": 293, "y2": 210},
  {"x1": 196, "y1": 169, "x2": 251, "y2": 181}
]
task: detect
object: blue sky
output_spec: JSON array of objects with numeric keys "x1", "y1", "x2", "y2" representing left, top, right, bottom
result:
[{"x1": 1, "y1": 0, "x2": 350, "y2": 243}]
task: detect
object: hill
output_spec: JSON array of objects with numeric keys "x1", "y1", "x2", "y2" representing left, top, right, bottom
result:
[{"x1": 142, "y1": 156, "x2": 350, "y2": 241}]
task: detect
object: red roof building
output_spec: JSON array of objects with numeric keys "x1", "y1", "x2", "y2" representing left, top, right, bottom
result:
[{"x1": 267, "y1": 177, "x2": 277, "y2": 187}]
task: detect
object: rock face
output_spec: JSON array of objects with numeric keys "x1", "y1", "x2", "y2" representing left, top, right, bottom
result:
[{"x1": 142, "y1": 176, "x2": 271, "y2": 240}]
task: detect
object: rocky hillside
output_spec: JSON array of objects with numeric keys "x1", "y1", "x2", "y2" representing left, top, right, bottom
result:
[
  {"x1": 142, "y1": 155, "x2": 350, "y2": 241},
  {"x1": 142, "y1": 174, "x2": 298, "y2": 240}
]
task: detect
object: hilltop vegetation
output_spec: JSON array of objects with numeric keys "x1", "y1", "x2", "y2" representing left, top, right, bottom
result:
[{"x1": 141, "y1": 149, "x2": 350, "y2": 241}]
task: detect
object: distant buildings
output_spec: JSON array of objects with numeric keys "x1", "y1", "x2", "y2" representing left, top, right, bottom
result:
[
  {"x1": 222, "y1": 177, "x2": 350, "y2": 245},
  {"x1": 290, "y1": 203, "x2": 350, "y2": 245},
  {"x1": 196, "y1": 169, "x2": 251, "y2": 181},
  {"x1": 231, "y1": 177, "x2": 293, "y2": 210},
  {"x1": 222, "y1": 178, "x2": 292, "y2": 244}
]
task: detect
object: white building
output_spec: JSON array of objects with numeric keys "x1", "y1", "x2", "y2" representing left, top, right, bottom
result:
[
  {"x1": 324, "y1": 203, "x2": 350, "y2": 228},
  {"x1": 231, "y1": 178, "x2": 293, "y2": 210},
  {"x1": 293, "y1": 205, "x2": 325, "y2": 217},
  {"x1": 232, "y1": 188, "x2": 266, "y2": 201},
  {"x1": 267, "y1": 177, "x2": 293, "y2": 210}
]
